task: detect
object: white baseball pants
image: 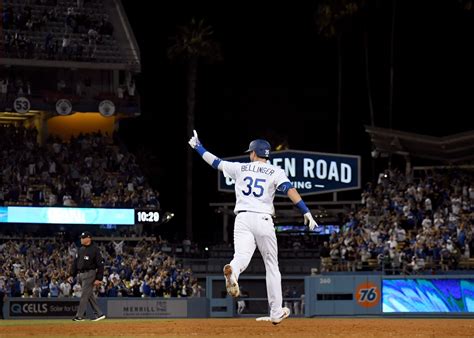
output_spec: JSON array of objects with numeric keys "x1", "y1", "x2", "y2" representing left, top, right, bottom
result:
[{"x1": 229, "y1": 211, "x2": 284, "y2": 319}]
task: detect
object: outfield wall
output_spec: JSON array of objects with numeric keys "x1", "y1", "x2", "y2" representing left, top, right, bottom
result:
[
  {"x1": 2, "y1": 297, "x2": 208, "y2": 319},
  {"x1": 305, "y1": 274, "x2": 474, "y2": 317},
  {"x1": 2, "y1": 274, "x2": 473, "y2": 319}
]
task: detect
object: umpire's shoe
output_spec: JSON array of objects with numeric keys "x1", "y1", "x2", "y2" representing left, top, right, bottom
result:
[
  {"x1": 223, "y1": 264, "x2": 240, "y2": 297},
  {"x1": 92, "y1": 314, "x2": 106, "y2": 322},
  {"x1": 72, "y1": 317, "x2": 85, "y2": 322},
  {"x1": 271, "y1": 307, "x2": 290, "y2": 325}
]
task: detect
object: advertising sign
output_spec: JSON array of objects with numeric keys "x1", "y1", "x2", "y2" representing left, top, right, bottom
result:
[
  {"x1": 218, "y1": 150, "x2": 361, "y2": 196},
  {"x1": 9, "y1": 300, "x2": 79, "y2": 318},
  {"x1": 383, "y1": 279, "x2": 474, "y2": 313},
  {"x1": 107, "y1": 299, "x2": 188, "y2": 318},
  {"x1": 1, "y1": 207, "x2": 135, "y2": 225}
]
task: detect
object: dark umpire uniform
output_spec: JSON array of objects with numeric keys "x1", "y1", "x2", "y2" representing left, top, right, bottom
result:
[
  {"x1": 70, "y1": 231, "x2": 106, "y2": 321},
  {"x1": 0, "y1": 286, "x2": 6, "y2": 320}
]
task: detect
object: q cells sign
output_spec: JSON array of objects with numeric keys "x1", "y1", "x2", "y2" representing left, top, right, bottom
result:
[
  {"x1": 9, "y1": 300, "x2": 79, "y2": 317},
  {"x1": 218, "y1": 150, "x2": 361, "y2": 196}
]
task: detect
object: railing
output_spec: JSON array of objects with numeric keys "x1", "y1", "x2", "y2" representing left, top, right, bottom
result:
[{"x1": 321, "y1": 257, "x2": 474, "y2": 274}]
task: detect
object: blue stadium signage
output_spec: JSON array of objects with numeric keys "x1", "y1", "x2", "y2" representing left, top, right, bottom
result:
[
  {"x1": 0, "y1": 206, "x2": 135, "y2": 225},
  {"x1": 217, "y1": 150, "x2": 361, "y2": 196}
]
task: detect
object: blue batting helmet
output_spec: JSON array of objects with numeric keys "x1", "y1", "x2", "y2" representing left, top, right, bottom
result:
[{"x1": 245, "y1": 139, "x2": 271, "y2": 158}]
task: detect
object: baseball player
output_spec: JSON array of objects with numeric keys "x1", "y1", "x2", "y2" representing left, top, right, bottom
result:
[{"x1": 188, "y1": 130, "x2": 318, "y2": 324}]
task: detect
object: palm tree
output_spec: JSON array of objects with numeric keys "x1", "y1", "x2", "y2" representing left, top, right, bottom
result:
[
  {"x1": 357, "y1": 2, "x2": 375, "y2": 128},
  {"x1": 388, "y1": 0, "x2": 397, "y2": 129},
  {"x1": 168, "y1": 18, "x2": 222, "y2": 240},
  {"x1": 364, "y1": 30, "x2": 375, "y2": 128},
  {"x1": 316, "y1": 0, "x2": 362, "y2": 152}
]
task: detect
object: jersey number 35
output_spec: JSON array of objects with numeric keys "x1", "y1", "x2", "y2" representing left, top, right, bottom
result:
[{"x1": 242, "y1": 177, "x2": 266, "y2": 197}]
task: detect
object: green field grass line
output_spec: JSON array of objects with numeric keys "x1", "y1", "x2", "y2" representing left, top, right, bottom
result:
[{"x1": 0, "y1": 318, "x2": 179, "y2": 326}]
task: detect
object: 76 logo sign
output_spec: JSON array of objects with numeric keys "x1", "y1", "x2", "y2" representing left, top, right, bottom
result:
[{"x1": 355, "y1": 282, "x2": 380, "y2": 308}]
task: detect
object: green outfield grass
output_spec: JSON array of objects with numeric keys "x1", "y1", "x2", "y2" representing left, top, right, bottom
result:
[
  {"x1": 0, "y1": 318, "x2": 172, "y2": 326},
  {"x1": 0, "y1": 318, "x2": 182, "y2": 338}
]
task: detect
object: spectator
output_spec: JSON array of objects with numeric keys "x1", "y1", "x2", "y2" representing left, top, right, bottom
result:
[
  {"x1": 191, "y1": 280, "x2": 204, "y2": 297},
  {"x1": 32, "y1": 283, "x2": 41, "y2": 298},
  {"x1": 49, "y1": 278, "x2": 60, "y2": 297},
  {"x1": 60, "y1": 279, "x2": 71, "y2": 297},
  {"x1": 117, "y1": 85, "x2": 124, "y2": 99},
  {"x1": 113, "y1": 240, "x2": 124, "y2": 255},
  {"x1": 72, "y1": 282, "x2": 82, "y2": 298},
  {"x1": 319, "y1": 242, "x2": 331, "y2": 272},
  {"x1": 127, "y1": 80, "x2": 135, "y2": 97}
]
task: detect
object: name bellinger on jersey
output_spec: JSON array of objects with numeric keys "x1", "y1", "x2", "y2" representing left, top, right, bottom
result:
[{"x1": 240, "y1": 163, "x2": 275, "y2": 176}]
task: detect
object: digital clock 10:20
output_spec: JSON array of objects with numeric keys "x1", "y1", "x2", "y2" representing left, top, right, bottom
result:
[{"x1": 137, "y1": 211, "x2": 160, "y2": 223}]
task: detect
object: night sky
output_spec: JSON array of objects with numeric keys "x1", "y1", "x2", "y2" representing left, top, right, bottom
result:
[{"x1": 119, "y1": 0, "x2": 473, "y2": 242}]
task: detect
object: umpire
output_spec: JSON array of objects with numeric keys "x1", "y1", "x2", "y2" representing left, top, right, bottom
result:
[
  {"x1": 69, "y1": 231, "x2": 106, "y2": 322},
  {"x1": 0, "y1": 285, "x2": 6, "y2": 320}
]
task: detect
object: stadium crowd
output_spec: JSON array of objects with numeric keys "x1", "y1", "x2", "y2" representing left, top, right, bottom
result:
[
  {"x1": 0, "y1": 125, "x2": 160, "y2": 209},
  {"x1": 320, "y1": 167, "x2": 474, "y2": 274},
  {"x1": 0, "y1": 237, "x2": 204, "y2": 298},
  {"x1": 2, "y1": 0, "x2": 116, "y2": 62}
]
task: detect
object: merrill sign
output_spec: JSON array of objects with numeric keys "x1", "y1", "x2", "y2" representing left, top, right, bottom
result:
[
  {"x1": 107, "y1": 299, "x2": 187, "y2": 318},
  {"x1": 218, "y1": 150, "x2": 361, "y2": 196}
]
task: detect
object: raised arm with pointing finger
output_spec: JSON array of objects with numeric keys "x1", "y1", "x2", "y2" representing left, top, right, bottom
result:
[{"x1": 188, "y1": 129, "x2": 318, "y2": 230}]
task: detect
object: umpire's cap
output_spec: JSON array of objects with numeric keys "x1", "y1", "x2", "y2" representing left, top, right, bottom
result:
[
  {"x1": 245, "y1": 139, "x2": 271, "y2": 158},
  {"x1": 80, "y1": 231, "x2": 92, "y2": 239}
]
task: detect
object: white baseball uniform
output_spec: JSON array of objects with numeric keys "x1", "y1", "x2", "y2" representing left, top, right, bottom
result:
[
  {"x1": 219, "y1": 159, "x2": 289, "y2": 319},
  {"x1": 188, "y1": 130, "x2": 317, "y2": 321}
]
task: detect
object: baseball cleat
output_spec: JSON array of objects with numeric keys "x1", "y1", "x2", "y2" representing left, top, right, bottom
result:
[
  {"x1": 271, "y1": 307, "x2": 290, "y2": 325},
  {"x1": 72, "y1": 317, "x2": 85, "y2": 322},
  {"x1": 223, "y1": 264, "x2": 240, "y2": 297}
]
